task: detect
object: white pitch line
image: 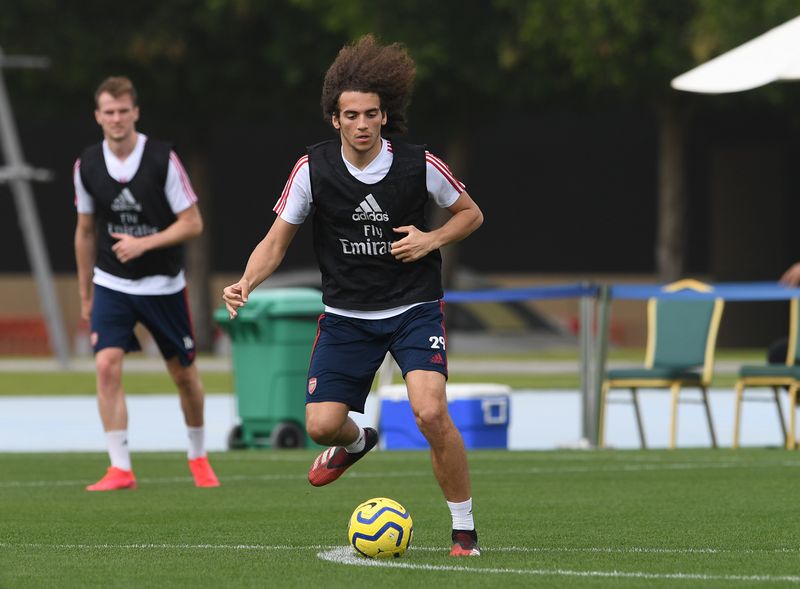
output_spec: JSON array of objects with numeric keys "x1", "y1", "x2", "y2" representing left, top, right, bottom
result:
[
  {"x1": 317, "y1": 547, "x2": 800, "y2": 583},
  {"x1": 1, "y1": 542, "x2": 797, "y2": 556},
  {"x1": 0, "y1": 542, "x2": 328, "y2": 551},
  {"x1": 496, "y1": 546, "x2": 800, "y2": 555}
]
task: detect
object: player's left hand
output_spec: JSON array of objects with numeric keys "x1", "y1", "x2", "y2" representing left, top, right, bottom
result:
[
  {"x1": 391, "y1": 225, "x2": 435, "y2": 263},
  {"x1": 110, "y1": 232, "x2": 147, "y2": 263}
]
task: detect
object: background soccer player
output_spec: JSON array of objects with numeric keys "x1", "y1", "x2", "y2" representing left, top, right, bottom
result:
[{"x1": 74, "y1": 76, "x2": 219, "y2": 491}]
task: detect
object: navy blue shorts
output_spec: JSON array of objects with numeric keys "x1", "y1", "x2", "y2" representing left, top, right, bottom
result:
[
  {"x1": 306, "y1": 301, "x2": 448, "y2": 413},
  {"x1": 90, "y1": 284, "x2": 197, "y2": 366}
]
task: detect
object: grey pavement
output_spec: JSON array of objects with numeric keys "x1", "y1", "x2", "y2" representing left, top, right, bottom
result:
[
  {"x1": 0, "y1": 355, "x2": 743, "y2": 374},
  {"x1": 0, "y1": 388, "x2": 785, "y2": 451}
]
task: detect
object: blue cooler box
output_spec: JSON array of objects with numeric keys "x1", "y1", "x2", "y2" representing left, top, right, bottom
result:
[{"x1": 378, "y1": 384, "x2": 511, "y2": 450}]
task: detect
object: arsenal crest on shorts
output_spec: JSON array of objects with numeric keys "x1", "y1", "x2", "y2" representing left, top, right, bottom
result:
[{"x1": 308, "y1": 377, "x2": 317, "y2": 394}]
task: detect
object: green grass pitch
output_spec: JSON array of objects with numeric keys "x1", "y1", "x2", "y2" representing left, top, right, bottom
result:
[{"x1": 1, "y1": 449, "x2": 799, "y2": 588}]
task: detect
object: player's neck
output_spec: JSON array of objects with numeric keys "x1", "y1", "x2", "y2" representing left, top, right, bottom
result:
[
  {"x1": 106, "y1": 132, "x2": 139, "y2": 162},
  {"x1": 341, "y1": 138, "x2": 382, "y2": 170}
]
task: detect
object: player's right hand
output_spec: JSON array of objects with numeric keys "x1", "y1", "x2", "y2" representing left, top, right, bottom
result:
[{"x1": 223, "y1": 279, "x2": 250, "y2": 319}]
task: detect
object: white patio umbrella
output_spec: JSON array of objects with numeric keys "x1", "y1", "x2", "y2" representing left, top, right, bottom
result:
[{"x1": 671, "y1": 14, "x2": 800, "y2": 93}]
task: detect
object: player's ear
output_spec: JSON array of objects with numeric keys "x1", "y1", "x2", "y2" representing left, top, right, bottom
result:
[{"x1": 331, "y1": 113, "x2": 341, "y2": 130}]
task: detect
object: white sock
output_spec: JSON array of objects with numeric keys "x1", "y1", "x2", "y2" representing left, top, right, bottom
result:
[
  {"x1": 344, "y1": 428, "x2": 366, "y2": 453},
  {"x1": 106, "y1": 430, "x2": 131, "y2": 471},
  {"x1": 447, "y1": 498, "x2": 475, "y2": 531},
  {"x1": 187, "y1": 426, "x2": 206, "y2": 460}
]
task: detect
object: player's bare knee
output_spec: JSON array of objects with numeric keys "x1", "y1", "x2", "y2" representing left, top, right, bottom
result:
[
  {"x1": 171, "y1": 371, "x2": 199, "y2": 396},
  {"x1": 305, "y1": 419, "x2": 338, "y2": 445},
  {"x1": 166, "y1": 359, "x2": 199, "y2": 391},
  {"x1": 94, "y1": 354, "x2": 121, "y2": 384},
  {"x1": 414, "y1": 404, "x2": 449, "y2": 436}
]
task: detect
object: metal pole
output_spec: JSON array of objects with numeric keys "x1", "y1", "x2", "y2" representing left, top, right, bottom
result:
[
  {"x1": 579, "y1": 286, "x2": 595, "y2": 446},
  {"x1": 0, "y1": 48, "x2": 69, "y2": 368},
  {"x1": 590, "y1": 284, "x2": 612, "y2": 447}
]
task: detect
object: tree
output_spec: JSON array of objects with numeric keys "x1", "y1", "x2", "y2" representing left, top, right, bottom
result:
[
  {"x1": 3, "y1": 0, "x2": 800, "y2": 344},
  {"x1": 297, "y1": 0, "x2": 800, "y2": 281},
  {"x1": 0, "y1": 0, "x2": 347, "y2": 350},
  {"x1": 494, "y1": 0, "x2": 800, "y2": 279}
]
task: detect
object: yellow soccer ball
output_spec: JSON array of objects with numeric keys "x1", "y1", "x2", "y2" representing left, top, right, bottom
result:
[{"x1": 347, "y1": 497, "x2": 414, "y2": 558}]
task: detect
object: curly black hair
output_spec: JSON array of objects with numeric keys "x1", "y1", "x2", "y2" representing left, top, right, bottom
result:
[{"x1": 321, "y1": 34, "x2": 416, "y2": 135}]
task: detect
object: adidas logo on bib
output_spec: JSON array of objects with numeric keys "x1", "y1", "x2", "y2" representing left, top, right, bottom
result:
[
  {"x1": 110, "y1": 188, "x2": 142, "y2": 212},
  {"x1": 352, "y1": 194, "x2": 389, "y2": 222}
]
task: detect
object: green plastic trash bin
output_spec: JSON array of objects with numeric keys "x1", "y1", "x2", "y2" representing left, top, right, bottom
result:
[{"x1": 214, "y1": 287, "x2": 323, "y2": 449}]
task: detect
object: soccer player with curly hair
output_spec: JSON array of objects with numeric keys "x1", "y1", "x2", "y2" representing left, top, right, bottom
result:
[{"x1": 224, "y1": 35, "x2": 483, "y2": 555}]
